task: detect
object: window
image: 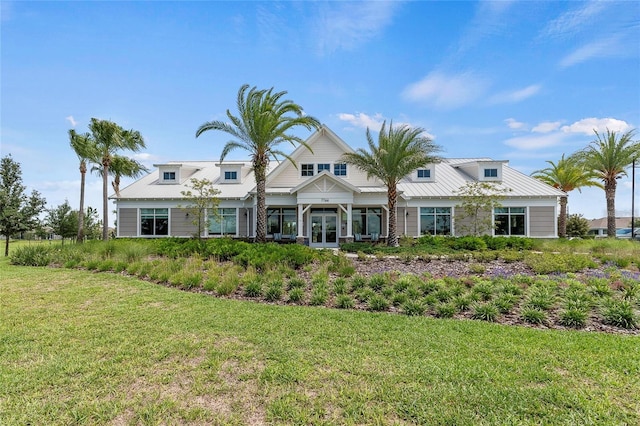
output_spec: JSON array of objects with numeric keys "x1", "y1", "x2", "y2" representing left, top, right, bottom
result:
[
  {"x1": 267, "y1": 208, "x2": 297, "y2": 235},
  {"x1": 224, "y1": 171, "x2": 238, "y2": 181},
  {"x1": 494, "y1": 207, "x2": 525, "y2": 236},
  {"x1": 484, "y1": 168, "x2": 498, "y2": 178},
  {"x1": 417, "y1": 169, "x2": 431, "y2": 179},
  {"x1": 318, "y1": 163, "x2": 331, "y2": 173},
  {"x1": 163, "y1": 171, "x2": 176, "y2": 181},
  {"x1": 301, "y1": 164, "x2": 314, "y2": 177},
  {"x1": 140, "y1": 208, "x2": 168, "y2": 236},
  {"x1": 352, "y1": 208, "x2": 381, "y2": 235},
  {"x1": 420, "y1": 207, "x2": 451, "y2": 235},
  {"x1": 334, "y1": 163, "x2": 347, "y2": 176},
  {"x1": 209, "y1": 208, "x2": 237, "y2": 235}
]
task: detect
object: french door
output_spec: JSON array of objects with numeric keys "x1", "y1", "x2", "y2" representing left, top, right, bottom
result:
[{"x1": 309, "y1": 214, "x2": 338, "y2": 248}]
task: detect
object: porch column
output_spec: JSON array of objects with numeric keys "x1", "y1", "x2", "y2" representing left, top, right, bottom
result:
[
  {"x1": 347, "y1": 203, "x2": 353, "y2": 237},
  {"x1": 297, "y1": 204, "x2": 304, "y2": 238}
]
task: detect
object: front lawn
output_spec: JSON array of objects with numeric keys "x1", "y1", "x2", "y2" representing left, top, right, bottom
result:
[{"x1": 1, "y1": 253, "x2": 639, "y2": 424}]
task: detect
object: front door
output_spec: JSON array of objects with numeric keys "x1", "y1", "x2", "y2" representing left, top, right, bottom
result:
[{"x1": 310, "y1": 214, "x2": 338, "y2": 248}]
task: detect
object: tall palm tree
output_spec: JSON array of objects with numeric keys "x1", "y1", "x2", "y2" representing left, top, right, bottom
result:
[
  {"x1": 196, "y1": 84, "x2": 321, "y2": 243},
  {"x1": 532, "y1": 154, "x2": 602, "y2": 237},
  {"x1": 88, "y1": 118, "x2": 146, "y2": 240},
  {"x1": 574, "y1": 129, "x2": 639, "y2": 237},
  {"x1": 68, "y1": 129, "x2": 96, "y2": 243},
  {"x1": 92, "y1": 155, "x2": 149, "y2": 197},
  {"x1": 341, "y1": 121, "x2": 441, "y2": 247}
]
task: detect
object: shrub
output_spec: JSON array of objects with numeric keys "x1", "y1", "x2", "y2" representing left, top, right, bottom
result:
[
  {"x1": 565, "y1": 214, "x2": 590, "y2": 237},
  {"x1": 472, "y1": 251, "x2": 498, "y2": 263},
  {"x1": 350, "y1": 275, "x2": 367, "y2": 291},
  {"x1": 310, "y1": 285, "x2": 329, "y2": 306},
  {"x1": 287, "y1": 277, "x2": 306, "y2": 290},
  {"x1": 392, "y1": 293, "x2": 408, "y2": 307},
  {"x1": 216, "y1": 274, "x2": 239, "y2": 295},
  {"x1": 434, "y1": 303, "x2": 456, "y2": 318},
  {"x1": 10, "y1": 245, "x2": 51, "y2": 266},
  {"x1": 521, "y1": 307, "x2": 547, "y2": 324},
  {"x1": 468, "y1": 263, "x2": 486, "y2": 274},
  {"x1": 332, "y1": 277, "x2": 348, "y2": 295},
  {"x1": 96, "y1": 259, "x2": 115, "y2": 272},
  {"x1": 402, "y1": 300, "x2": 426, "y2": 316},
  {"x1": 244, "y1": 278, "x2": 263, "y2": 297},
  {"x1": 288, "y1": 287, "x2": 304, "y2": 303},
  {"x1": 494, "y1": 294, "x2": 517, "y2": 314},
  {"x1": 600, "y1": 300, "x2": 638, "y2": 329},
  {"x1": 525, "y1": 252, "x2": 596, "y2": 274},
  {"x1": 368, "y1": 294, "x2": 390, "y2": 312},
  {"x1": 559, "y1": 308, "x2": 588, "y2": 328},
  {"x1": 368, "y1": 274, "x2": 387, "y2": 292},
  {"x1": 452, "y1": 236, "x2": 487, "y2": 251},
  {"x1": 335, "y1": 295, "x2": 355, "y2": 309},
  {"x1": 264, "y1": 280, "x2": 284, "y2": 302},
  {"x1": 471, "y1": 281, "x2": 494, "y2": 301},
  {"x1": 471, "y1": 303, "x2": 499, "y2": 322},
  {"x1": 453, "y1": 295, "x2": 472, "y2": 312}
]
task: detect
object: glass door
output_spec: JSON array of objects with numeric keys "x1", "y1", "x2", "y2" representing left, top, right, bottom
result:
[{"x1": 309, "y1": 214, "x2": 338, "y2": 247}]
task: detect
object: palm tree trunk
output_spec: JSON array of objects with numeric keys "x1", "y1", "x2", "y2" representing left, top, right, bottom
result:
[
  {"x1": 387, "y1": 184, "x2": 398, "y2": 247},
  {"x1": 605, "y1": 179, "x2": 617, "y2": 238},
  {"x1": 76, "y1": 162, "x2": 86, "y2": 243},
  {"x1": 102, "y1": 158, "x2": 110, "y2": 241},
  {"x1": 254, "y1": 160, "x2": 267, "y2": 243},
  {"x1": 558, "y1": 196, "x2": 567, "y2": 238}
]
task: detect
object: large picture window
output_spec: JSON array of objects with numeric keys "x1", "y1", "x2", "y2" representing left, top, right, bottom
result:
[
  {"x1": 494, "y1": 207, "x2": 525, "y2": 236},
  {"x1": 420, "y1": 207, "x2": 451, "y2": 235},
  {"x1": 267, "y1": 208, "x2": 297, "y2": 235},
  {"x1": 209, "y1": 208, "x2": 237, "y2": 235},
  {"x1": 140, "y1": 208, "x2": 168, "y2": 236},
  {"x1": 352, "y1": 207, "x2": 381, "y2": 235}
]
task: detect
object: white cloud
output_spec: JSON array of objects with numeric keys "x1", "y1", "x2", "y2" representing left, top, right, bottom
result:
[
  {"x1": 65, "y1": 115, "x2": 78, "y2": 127},
  {"x1": 402, "y1": 71, "x2": 488, "y2": 109},
  {"x1": 338, "y1": 112, "x2": 385, "y2": 130},
  {"x1": 559, "y1": 36, "x2": 622, "y2": 68},
  {"x1": 532, "y1": 121, "x2": 562, "y2": 133},
  {"x1": 489, "y1": 84, "x2": 541, "y2": 104},
  {"x1": 314, "y1": 2, "x2": 400, "y2": 55},
  {"x1": 541, "y1": 1, "x2": 607, "y2": 38},
  {"x1": 504, "y1": 133, "x2": 567, "y2": 151},
  {"x1": 504, "y1": 118, "x2": 526, "y2": 130},
  {"x1": 561, "y1": 118, "x2": 632, "y2": 135}
]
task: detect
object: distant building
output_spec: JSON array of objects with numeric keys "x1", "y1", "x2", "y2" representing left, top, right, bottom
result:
[{"x1": 588, "y1": 217, "x2": 633, "y2": 238}]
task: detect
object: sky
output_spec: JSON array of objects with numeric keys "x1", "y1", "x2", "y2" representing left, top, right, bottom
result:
[{"x1": 1, "y1": 0, "x2": 639, "y2": 224}]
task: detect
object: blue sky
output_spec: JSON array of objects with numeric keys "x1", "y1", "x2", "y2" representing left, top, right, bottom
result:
[{"x1": 2, "y1": 1, "x2": 639, "y2": 223}]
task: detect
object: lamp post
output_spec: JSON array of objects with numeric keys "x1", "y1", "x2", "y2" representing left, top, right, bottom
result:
[{"x1": 632, "y1": 158, "x2": 637, "y2": 240}]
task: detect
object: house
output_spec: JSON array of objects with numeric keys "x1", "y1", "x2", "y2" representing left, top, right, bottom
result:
[
  {"x1": 113, "y1": 126, "x2": 564, "y2": 247},
  {"x1": 588, "y1": 217, "x2": 634, "y2": 238}
]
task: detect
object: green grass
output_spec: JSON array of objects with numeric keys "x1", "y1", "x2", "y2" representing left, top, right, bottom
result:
[{"x1": 1, "y1": 252, "x2": 639, "y2": 425}]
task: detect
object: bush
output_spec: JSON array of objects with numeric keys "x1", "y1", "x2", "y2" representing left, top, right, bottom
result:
[
  {"x1": 368, "y1": 294, "x2": 390, "y2": 312},
  {"x1": 521, "y1": 307, "x2": 547, "y2": 324},
  {"x1": 565, "y1": 214, "x2": 590, "y2": 237},
  {"x1": 600, "y1": 300, "x2": 638, "y2": 329},
  {"x1": 310, "y1": 285, "x2": 329, "y2": 306},
  {"x1": 468, "y1": 263, "x2": 486, "y2": 274},
  {"x1": 244, "y1": 278, "x2": 263, "y2": 297},
  {"x1": 452, "y1": 236, "x2": 487, "y2": 251},
  {"x1": 10, "y1": 245, "x2": 51, "y2": 266},
  {"x1": 434, "y1": 303, "x2": 456, "y2": 318},
  {"x1": 288, "y1": 287, "x2": 304, "y2": 303},
  {"x1": 335, "y1": 295, "x2": 355, "y2": 309},
  {"x1": 471, "y1": 303, "x2": 499, "y2": 322},
  {"x1": 559, "y1": 308, "x2": 588, "y2": 328},
  {"x1": 264, "y1": 280, "x2": 284, "y2": 302}
]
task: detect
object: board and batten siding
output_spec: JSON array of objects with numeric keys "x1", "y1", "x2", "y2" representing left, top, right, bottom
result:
[
  {"x1": 397, "y1": 207, "x2": 419, "y2": 236},
  {"x1": 529, "y1": 206, "x2": 556, "y2": 237},
  {"x1": 118, "y1": 208, "x2": 137, "y2": 237}
]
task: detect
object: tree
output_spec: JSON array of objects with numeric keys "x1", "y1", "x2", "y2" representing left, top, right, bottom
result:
[
  {"x1": 565, "y1": 214, "x2": 590, "y2": 238},
  {"x1": 454, "y1": 181, "x2": 511, "y2": 236},
  {"x1": 88, "y1": 118, "x2": 146, "y2": 240},
  {"x1": 196, "y1": 84, "x2": 320, "y2": 243},
  {"x1": 69, "y1": 129, "x2": 96, "y2": 243},
  {"x1": 46, "y1": 200, "x2": 77, "y2": 244},
  {"x1": 0, "y1": 155, "x2": 47, "y2": 256},
  {"x1": 531, "y1": 154, "x2": 602, "y2": 237},
  {"x1": 91, "y1": 155, "x2": 149, "y2": 197},
  {"x1": 341, "y1": 121, "x2": 441, "y2": 246},
  {"x1": 179, "y1": 178, "x2": 221, "y2": 239},
  {"x1": 574, "y1": 129, "x2": 639, "y2": 238}
]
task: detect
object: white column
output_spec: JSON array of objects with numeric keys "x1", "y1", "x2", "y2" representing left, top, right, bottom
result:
[
  {"x1": 297, "y1": 203, "x2": 304, "y2": 238},
  {"x1": 347, "y1": 203, "x2": 352, "y2": 237}
]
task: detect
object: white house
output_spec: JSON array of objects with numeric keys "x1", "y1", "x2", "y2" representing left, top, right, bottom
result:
[{"x1": 113, "y1": 126, "x2": 564, "y2": 247}]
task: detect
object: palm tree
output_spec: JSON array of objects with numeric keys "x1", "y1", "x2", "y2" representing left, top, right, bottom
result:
[
  {"x1": 92, "y1": 155, "x2": 149, "y2": 197},
  {"x1": 532, "y1": 154, "x2": 602, "y2": 237},
  {"x1": 196, "y1": 84, "x2": 321, "y2": 243},
  {"x1": 68, "y1": 129, "x2": 96, "y2": 243},
  {"x1": 341, "y1": 121, "x2": 441, "y2": 247},
  {"x1": 574, "y1": 129, "x2": 639, "y2": 237},
  {"x1": 88, "y1": 118, "x2": 146, "y2": 240}
]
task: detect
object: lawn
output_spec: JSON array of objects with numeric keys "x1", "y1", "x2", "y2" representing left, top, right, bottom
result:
[{"x1": 1, "y1": 250, "x2": 639, "y2": 425}]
